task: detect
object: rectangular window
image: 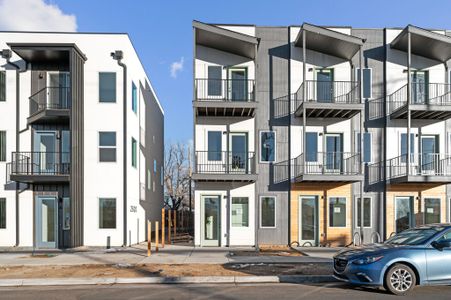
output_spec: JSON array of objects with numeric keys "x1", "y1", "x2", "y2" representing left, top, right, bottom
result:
[
  {"x1": 356, "y1": 68, "x2": 372, "y2": 99},
  {"x1": 161, "y1": 166, "x2": 164, "y2": 185},
  {"x1": 207, "y1": 66, "x2": 222, "y2": 96},
  {"x1": 306, "y1": 132, "x2": 318, "y2": 162},
  {"x1": 99, "y1": 198, "x2": 116, "y2": 229},
  {"x1": 329, "y1": 197, "x2": 346, "y2": 227},
  {"x1": 0, "y1": 131, "x2": 5, "y2": 161},
  {"x1": 131, "y1": 82, "x2": 137, "y2": 113},
  {"x1": 131, "y1": 138, "x2": 137, "y2": 168},
  {"x1": 154, "y1": 159, "x2": 157, "y2": 173},
  {"x1": 424, "y1": 198, "x2": 441, "y2": 224},
  {"x1": 63, "y1": 197, "x2": 70, "y2": 230},
  {"x1": 99, "y1": 72, "x2": 116, "y2": 102},
  {"x1": 260, "y1": 131, "x2": 275, "y2": 162},
  {"x1": 401, "y1": 133, "x2": 415, "y2": 163},
  {"x1": 208, "y1": 131, "x2": 222, "y2": 161},
  {"x1": 99, "y1": 132, "x2": 116, "y2": 162},
  {"x1": 147, "y1": 169, "x2": 151, "y2": 190},
  {"x1": 0, "y1": 71, "x2": 5, "y2": 102},
  {"x1": 260, "y1": 196, "x2": 276, "y2": 228},
  {"x1": 356, "y1": 132, "x2": 372, "y2": 163},
  {"x1": 356, "y1": 197, "x2": 372, "y2": 228},
  {"x1": 231, "y1": 197, "x2": 249, "y2": 227},
  {"x1": 0, "y1": 198, "x2": 5, "y2": 229}
]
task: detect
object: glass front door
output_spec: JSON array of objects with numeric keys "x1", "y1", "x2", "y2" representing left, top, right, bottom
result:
[
  {"x1": 228, "y1": 68, "x2": 247, "y2": 102},
  {"x1": 48, "y1": 72, "x2": 70, "y2": 108},
  {"x1": 411, "y1": 71, "x2": 428, "y2": 104},
  {"x1": 230, "y1": 133, "x2": 248, "y2": 173},
  {"x1": 299, "y1": 196, "x2": 318, "y2": 246},
  {"x1": 421, "y1": 136, "x2": 438, "y2": 174},
  {"x1": 35, "y1": 196, "x2": 58, "y2": 248},
  {"x1": 33, "y1": 131, "x2": 57, "y2": 174},
  {"x1": 395, "y1": 196, "x2": 414, "y2": 233},
  {"x1": 316, "y1": 69, "x2": 334, "y2": 103},
  {"x1": 325, "y1": 134, "x2": 343, "y2": 173},
  {"x1": 202, "y1": 196, "x2": 221, "y2": 246}
]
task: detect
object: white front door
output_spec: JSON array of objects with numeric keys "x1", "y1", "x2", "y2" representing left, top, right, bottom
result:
[
  {"x1": 201, "y1": 196, "x2": 221, "y2": 246},
  {"x1": 35, "y1": 196, "x2": 58, "y2": 248}
]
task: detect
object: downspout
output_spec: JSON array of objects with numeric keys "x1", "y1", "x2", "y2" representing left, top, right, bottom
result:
[
  {"x1": 111, "y1": 50, "x2": 128, "y2": 247},
  {"x1": 1, "y1": 49, "x2": 27, "y2": 247}
]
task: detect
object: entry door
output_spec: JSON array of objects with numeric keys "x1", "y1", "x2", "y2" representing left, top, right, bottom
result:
[
  {"x1": 47, "y1": 72, "x2": 70, "y2": 108},
  {"x1": 421, "y1": 136, "x2": 438, "y2": 174},
  {"x1": 35, "y1": 196, "x2": 58, "y2": 248},
  {"x1": 411, "y1": 71, "x2": 428, "y2": 104},
  {"x1": 324, "y1": 134, "x2": 343, "y2": 173},
  {"x1": 228, "y1": 68, "x2": 247, "y2": 102},
  {"x1": 229, "y1": 133, "x2": 248, "y2": 173},
  {"x1": 299, "y1": 196, "x2": 319, "y2": 246},
  {"x1": 201, "y1": 196, "x2": 221, "y2": 246},
  {"x1": 395, "y1": 197, "x2": 415, "y2": 233},
  {"x1": 316, "y1": 69, "x2": 334, "y2": 103},
  {"x1": 33, "y1": 131, "x2": 57, "y2": 174}
]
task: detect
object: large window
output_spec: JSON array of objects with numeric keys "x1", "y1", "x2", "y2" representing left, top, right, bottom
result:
[
  {"x1": 356, "y1": 132, "x2": 372, "y2": 163},
  {"x1": 99, "y1": 72, "x2": 116, "y2": 102},
  {"x1": 260, "y1": 131, "x2": 275, "y2": 162},
  {"x1": 424, "y1": 198, "x2": 441, "y2": 224},
  {"x1": 329, "y1": 197, "x2": 346, "y2": 227},
  {"x1": 401, "y1": 133, "x2": 415, "y2": 163},
  {"x1": 0, "y1": 131, "x2": 5, "y2": 162},
  {"x1": 356, "y1": 68, "x2": 372, "y2": 99},
  {"x1": 99, "y1": 132, "x2": 116, "y2": 162},
  {"x1": 0, "y1": 71, "x2": 5, "y2": 102},
  {"x1": 63, "y1": 197, "x2": 70, "y2": 230},
  {"x1": 207, "y1": 66, "x2": 222, "y2": 96},
  {"x1": 356, "y1": 197, "x2": 372, "y2": 228},
  {"x1": 131, "y1": 138, "x2": 137, "y2": 168},
  {"x1": 260, "y1": 196, "x2": 276, "y2": 228},
  {"x1": 0, "y1": 198, "x2": 5, "y2": 229},
  {"x1": 208, "y1": 131, "x2": 222, "y2": 161},
  {"x1": 306, "y1": 132, "x2": 318, "y2": 162},
  {"x1": 132, "y1": 82, "x2": 137, "y2": 113},
  {"x1": 99, "y1": 198, "x2": 116, "y2": 229},
  {"x1": 231, "y1": 197, "x2": 249, "y2": 227}
]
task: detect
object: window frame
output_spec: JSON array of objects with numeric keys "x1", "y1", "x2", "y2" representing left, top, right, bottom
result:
[
  {"x1": 400, "y1": 132, "x2": 416, "y2": 163},
  {"x1": 305, "y1": 132, "x2": 318, "y2": 162},
  {"x1": 207, "y1": 65, "x2": 223, "y2": 97},
  {"x1": 62, "y1": 197, "x2": 70, "y2": 230},
  {"x1": 98, "y1": 197, "x2": 117, "y2": 229},
  {"x1": 98, "y1": 131, "x2": 117, "y2": 163},
  {"x1": 0, "y1": 130, "x2": 6, "y2": 162},
  {"x1": 131, "y1": 137, "x2": 137, "y2": 168},
  {"x1": 355, "y1": 132, "x2": 372, "y2": 163},
  {"x1": 355, "y1": 196, "x2": 372, "y2": 228},
  {"x1": 259, "y1": 131, "x2": 276, "y2": 163},
  {"x1": 131, "y1": 81, "x2": 138, "y2": 113},
  {"x1": 328, "y1": 196, "x2": 347, "y2": 228},
  {"x1": 0, "y1": 70, "x2": 6, "y2": 102},
  {"x1": 98, "y1": 72, "x2": 117, "y2": 103},
  {"x1": 423, "y1": 197, "x2": 441, "y2": 225},
  {"x1": 355, "y1": 67, "x2": 373, "y2": 99},
  {"x1": 207, "y1": 131, "x2": 222, "y2": 161},
  {"x1": 231, "y1": 197, "x2": 249, "y2": 228},
  {"x1": 0, "y1": 198, "x2": 6, "y2": 229},
  {"x1": 259, "y1": 196, "x2": 276, "y2": 229}
]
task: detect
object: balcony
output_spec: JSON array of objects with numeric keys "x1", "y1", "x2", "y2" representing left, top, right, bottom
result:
[
  {"x1": 388, "y1": 83, "x2": 451, "y2": 120},
  {"x1": 192, "y1": 151, "x2": 257, "y2": 182},
  {"x1": 28, "y1": 87, "x2": 71, "y2": 124},
  {"x1": 293, "y1": 80, "x2": 363, "y2": 119},
  {"x1": 6, "y1": 152, "x2": 70, "y2": 183},
  {"x1": 291, "y1": 152, "x2": 362, "y2": 183},
  {"x1": 193, "y1": 78, "x2": 257, "y2": 117}
]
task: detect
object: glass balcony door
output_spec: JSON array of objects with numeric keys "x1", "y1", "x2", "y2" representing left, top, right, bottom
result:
[
  {"x1": 411, "y1": 71, "x2": 428, "y2": 104},
  {"x1": 34, "y1": 131, "x2": 57, "y2": 174},
  {"x1": 47, "y1": 72, "x2": 70, "y2": 109},
  {"x1": 316, "y1": 69, "x2": 334, "y2": 103},
  {"x1": 324, "y1": 133, "x2": 343, "y2": 173},
  {"x1": 421, "y1": 136, "x2": 438, "y2": 174},
  {"x1": 229, "y1": 133, "x2": 248, "y2": 173},
  {"x1": 228, "y1": 68, "x2": 247, "y2": 102}
]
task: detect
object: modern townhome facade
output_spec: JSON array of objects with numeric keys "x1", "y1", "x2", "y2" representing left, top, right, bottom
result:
[
  {"x1": 0, "y1": 32, "x2": 164, "y2": 249},
  {"x1": 192, "y1": 20, "x2": 451, "y2": 247}
]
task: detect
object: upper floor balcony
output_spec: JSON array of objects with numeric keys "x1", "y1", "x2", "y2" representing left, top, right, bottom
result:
[
  {"x1": 28, "y1": 86, "x2": 71, "y2": 124},
  {"x1": 192, "y1": 150, "x2": 257, "y2": 182},
  {"x1": 6, "y1": 151, "x2": 70, "y2": 184}
]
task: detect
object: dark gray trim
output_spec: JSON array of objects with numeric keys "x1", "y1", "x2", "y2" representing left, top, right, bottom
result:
[
  {"x1": 8, "y1": 43, "x2": 87, "y2": 62},
  {"x1": 9, "y1": 174, "x2": 70, "y2": 183},
  {"x1": 294, "y1": 174, "x2": 364, "y2": 183},
  {"x1": 27, "y1": 109, "x2": 70, "y2": 125}
]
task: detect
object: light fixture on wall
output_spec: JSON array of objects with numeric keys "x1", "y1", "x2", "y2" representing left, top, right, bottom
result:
[{"x1": 308, "y1": 67, "x2": 313, "y2": 72}]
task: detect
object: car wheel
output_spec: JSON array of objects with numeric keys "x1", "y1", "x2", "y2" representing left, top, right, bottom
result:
[{"x1": 384, "y1": 263, "x2": 416, "y2": 295}]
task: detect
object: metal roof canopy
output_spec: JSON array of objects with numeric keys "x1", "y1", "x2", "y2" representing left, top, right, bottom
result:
[
  {"x1": 390, "y1": 25, "x2": 451, "y2": 62},
  {"x1": 7, "y1": 43, "x2": 87, "y2": 63},
  {"x1": 193, "y1": 20, "x2": 259, "y2": 59},
  {"x1": 294, "y1": 23, "x2": 364, "y2": 60}
]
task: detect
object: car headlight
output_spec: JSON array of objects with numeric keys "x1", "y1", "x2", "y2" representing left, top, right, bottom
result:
[{"x1": 352, "y1": 255, "x2": 384, "y2": 265}]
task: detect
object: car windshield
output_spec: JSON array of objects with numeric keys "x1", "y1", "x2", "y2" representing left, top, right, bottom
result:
[{"x1": 385, "y1": 227, "x2": 446, "y2": 245}]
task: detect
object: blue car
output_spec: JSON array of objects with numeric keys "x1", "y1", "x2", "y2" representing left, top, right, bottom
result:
[{"x1": 333, "y1": 224, "x2": 451, "y2": 295}]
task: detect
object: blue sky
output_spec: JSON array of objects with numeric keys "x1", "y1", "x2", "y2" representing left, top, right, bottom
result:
[{"x1": 20, "y1": 0, "x2": 451, "y2": 142}]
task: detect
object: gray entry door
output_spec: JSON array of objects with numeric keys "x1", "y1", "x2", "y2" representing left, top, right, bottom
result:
[
  {"x1": 35, "y1": 196, "x2": 58, "y2": 248},
  {"x1": 202, "y1": 196, "x2": 221, "y2": 246},
  {"x1": 395, "y1": 196, "x2": 414, "y2": 234},
  {"x1": 299, "y1": 196, "x2": 319, "y2": 246}
]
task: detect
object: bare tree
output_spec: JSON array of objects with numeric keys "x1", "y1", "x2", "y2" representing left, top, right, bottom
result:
[{"x1": 164, "y1": 142, "x2": 192, "y2": 211}]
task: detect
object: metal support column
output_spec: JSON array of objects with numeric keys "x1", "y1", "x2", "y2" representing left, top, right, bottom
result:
[
  {"x1": 302, "y1": 29, "x2": 307, "y2": 175},
  {"x1": 407, "y1": 31, "x2": 412, "y2": 177},
  {"x1": 359, "y1": 47, "x2": 364, "y2": 241}
]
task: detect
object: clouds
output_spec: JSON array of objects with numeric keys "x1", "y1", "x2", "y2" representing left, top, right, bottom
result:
[
  {"x1": 170, "y1": 57, "x2": 184, "y2": 78},
  {"x1": 0, "y1": 0, "x2": 77, "y2": 32}
]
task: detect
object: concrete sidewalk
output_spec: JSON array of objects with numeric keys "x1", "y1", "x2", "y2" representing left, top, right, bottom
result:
[{"x1": 0, "y1": 244, "x2": 333, "y2": 267}]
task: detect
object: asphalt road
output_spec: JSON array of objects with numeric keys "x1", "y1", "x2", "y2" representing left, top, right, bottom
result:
[{"x1": 0, "y1": 283, "x2": 450, "y2": 300}]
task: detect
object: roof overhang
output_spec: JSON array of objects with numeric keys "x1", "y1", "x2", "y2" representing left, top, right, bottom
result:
[
  {"x1": 7, "y1": 43, "x2": 87, "y2": 63},
  {"x1": 193, "y1": 20, "x2": 259, "y2": 59},
  {"x1": 294, "y1": 23, "x2": 364, "y2": 60},
  {"x1": 390, "y1": 25, "x2": 451, "y2": 62}
]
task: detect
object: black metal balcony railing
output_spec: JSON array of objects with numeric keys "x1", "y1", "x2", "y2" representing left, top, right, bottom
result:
[
  {"x1": 7, "y1": 152, "x2": 70, "y2": 178},
  {"x1": 389, "y1": 83, "x2": 451, "y2": 113},
  {"x1": 292, "y1": 152, "x2": 361, "y2": 176},
  {"x1": 29, "y1": 86, "x2": 71, "y2": 114},
  {"x1": 194, "y1": 151, "x2": 256, "y2": 175},
  {"x1": 195, "y1": 79, "x2": 255, "y2": 102},
  {"x1": 293, "y1": 80, "x2": 360, "y2": 109}
]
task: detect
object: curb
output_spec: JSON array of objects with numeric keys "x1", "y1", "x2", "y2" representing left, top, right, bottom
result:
[{"x1": 0, "y1": 275, "x2": 337, "y2": 287}]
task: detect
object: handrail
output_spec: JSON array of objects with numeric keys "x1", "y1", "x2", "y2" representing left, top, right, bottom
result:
[
  {"x1": 194, "y1": 78, "x2": 255, "y2": 102},
  {"x1": 29, "y1": 86, "x2": 71, "y2": 114},
  {"x1": 194, "y1": 151, "x2": 256, "y2": 175},
  {"x1": 371, "y1": 232, "x2": 382, "y2": 244},
  {"x1": 291, "y1": 152, "x2": 361, "y2": 177},
  {"x1": 353, "y1": 232, "x2": 362, "y2": 246},
  {"x1": 8, "y1": 151, "x2": 70, "y2": 176}
]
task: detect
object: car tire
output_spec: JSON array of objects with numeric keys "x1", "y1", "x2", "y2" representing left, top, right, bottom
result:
[{"x1": 384, "y1": 263, "x2": 416, "y2": 296}]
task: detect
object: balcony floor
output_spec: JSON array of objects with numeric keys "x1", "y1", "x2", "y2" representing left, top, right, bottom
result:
[
  {"x1": 390, "y1": 104, "x2": 451, "y2": 120},
  {"x1": 28, "y1": 109, "x2": 70, "y2": 125},
  {"x1": 10, "y1": 174, "x2": 70, "y2": 184},
  {"x1": 192, "y1": 173, "x2": 257, "y2": 182},
  {"x1": 294, "y1": 102, "x2": 363, "y2": 119},
  {"x1": 194, "y1": 101, "x2": 257, "y2": 117},
  {"x1": 389, "y1": 175, "x2": 451, "y2": 184},
  {"x1": 294, "y1": 174, "x2": 363, "y2": 183}
]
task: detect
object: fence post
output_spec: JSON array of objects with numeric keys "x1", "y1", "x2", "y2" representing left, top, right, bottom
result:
[
  {"x1": 155, "y1": 221, "x2": 159, "y2": 253},
  {"x1": 173, "y1": 210, "x2": 177, "y2": 239},
  {"x1": 168, "y1": 209, "x2": 172, "y2": 243},
  {"x1": 161, "y1": 208, "x2": 165, "y2": 248},
  {"x1": 147, "y1": 220, "x2": 151, "y2": 257}
]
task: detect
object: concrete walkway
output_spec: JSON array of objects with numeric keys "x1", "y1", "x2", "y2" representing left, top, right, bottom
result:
[
  {"x1": 296, "y1": 247, "x2": 341, "y2": 259},
  {"x1": 0, "y1": 244, "x2": 333, "y2": 267}
]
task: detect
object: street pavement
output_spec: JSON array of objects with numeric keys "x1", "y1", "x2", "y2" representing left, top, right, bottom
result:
[{"x1": 0, "y1": 282, "x2": 450, "y2": 300}]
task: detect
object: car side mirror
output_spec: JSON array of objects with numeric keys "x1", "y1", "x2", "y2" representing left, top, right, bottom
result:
[{"x1": 432, "y1": 240, "x2": 451, "y2": 251}]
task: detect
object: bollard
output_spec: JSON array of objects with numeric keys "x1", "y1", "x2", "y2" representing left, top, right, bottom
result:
[
  {"x1": 161, "y1": 208, "x2": 165, "y2": 248},
  {"x1": 106, "y1": 236, "x2": 111, "y2": 250},
  {"x1": 156, "y1": 221, "x2": 159, "y2": 253},
  {"x1": 147, "y1": 220, "x2": 151, "y2": 257},
  {"x1": 168, "y1": 210, "x2": 172, "y2": 243}
]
